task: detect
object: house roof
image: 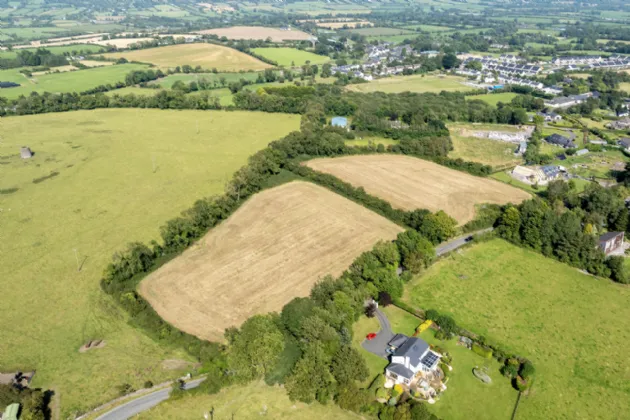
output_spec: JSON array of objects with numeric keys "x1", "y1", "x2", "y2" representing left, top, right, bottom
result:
[
  {"x1": 619, "y1": 138, "x2": 630, "y2": 148},
  {"x1": 420, "y1": 351, "x2": 440, "y2": 369},
  {"x1": 388, "y1": 334, "x2": 409, "y2": 348},
  {"x1": 331, "y1": 116, "x2": 348, "y2": 127},
  {"x1": 545, "y1": 133, "x2": 575, "y2": 148},
  {"x1": 393, "y1": 337, "x2": 429, "y2": 367},
  {"x1": 599, "y1": 231, "x2": 624, "y2": 243},
  {"x1": 386, "y1": 363, "x2": 414, "y2": 380}
]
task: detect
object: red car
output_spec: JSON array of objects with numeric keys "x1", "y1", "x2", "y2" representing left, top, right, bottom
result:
[{"x1": 366, "y1": 333, "x2": 377, "y2": 340}]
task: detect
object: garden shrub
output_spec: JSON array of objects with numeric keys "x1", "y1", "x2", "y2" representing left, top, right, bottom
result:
[
  {"x1": 439, "y1": 362, "x2": 450, "y2": 378},
  {"x1": 392, "y1": 384, "x2": 403, "y2": 398},
  {"x1": 500, "y1": 363, "x2": 518, "y2": 378},
  {"x1": 416, "y1": 320, "x2": 433, "y2": 334},
  {"x1": 514, "y1": 376, "x2": 530, "y2": 391},
  {"x1": 519, "y1": 360, "x2": 535, "y2": 379},
  {"x1": 376, "y1": 387, "x2": 389, "y2": 400},
  {"x1": 472, "y1": 343, "x2": 493, "y2": 359},
  {"x1": 369, "y1": 374, "x2": 386, "y2": 395},
  {"x1": 387, "y1": 397, "x2": 398, "y2": 406}
]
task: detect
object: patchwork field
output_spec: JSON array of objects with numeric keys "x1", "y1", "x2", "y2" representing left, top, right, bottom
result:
[
  {"x1": 250, "y1": 47, "x2": 330, "y2": 66},
  {"x1": 345, "y1": 74, "x2": 469, "y2": 94},
  {"x1": 0, "y1": 109, "x2": 300, "y2": 417},
  {"x1": 305, "y1": 155, "x2": 530, "y2": 224},
  {"x1": 136, "y1": 381, "x2": 359, "y2": 420},
  {"x1": 403, "y1": 239, "x2": 630, "y2": 420},
  {"x1": 103, "y1": 43, "x2": 270, "y2": 71},
  {"x1": 195, "y1": 26, "x2": 314, "y2": 42},
  {"x1": 139, "y1": 181, "x2": 403, "y2": 342},
  {"x1": 0, "y1": 63, "x2": 148, "y2": 99}
]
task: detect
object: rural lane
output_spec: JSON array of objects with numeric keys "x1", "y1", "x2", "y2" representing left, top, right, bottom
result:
[
  {"x1": 435, "y1": 227, "x2": 493, "y2": 256},
  {"x1": 93, "y1": 378, "x2": 205, "y2": 420}
]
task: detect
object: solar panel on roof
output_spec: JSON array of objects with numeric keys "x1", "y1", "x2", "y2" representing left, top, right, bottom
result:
[{"x1": 421, "y1": 352, "x2": 439, "y2": 367}]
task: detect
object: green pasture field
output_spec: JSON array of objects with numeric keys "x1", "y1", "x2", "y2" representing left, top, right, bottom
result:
[
  {"x1": 151, "y1": 72, "x2": 262, "y2": 88},
  {"x1": 0, "y1": 63, "x2": 149, "y2": 99},
  {"x1": 345, "y1": 74, "x2": 469, "y2": 94},
  {"x1": 347, "y1": 27, "x2": 416, "y2": 36},
  {"x1": 135, "y1": 380, "x2": 358, "y2": 420},
  {"x1": 449, "y1": 134, "x2": 523, "y2": 169},
  {"x1": 104, "y1": 86, "x2": 164, "y2": 97},
  {"x1": 516, "y1": 28, "x2": 560, "y2": 36},
  {"x1": 0, "y1": 109, "x2": 301, "y2": 417},
  {"x1": 345, "y1": 137, "x2": 399, "y2": 148},
  {"x1": 0, "y1": 44, "x2": 106, "y2": 59},
  {"x1": 403, "y1": 239, "x2": 630, "y2": 420},
  {"x1": 402, "y1": 24, "x2": 453, "y2": 32},
  {"x1": 620, "y1": 82, "x2": 630, "y2": 93},
  {"x1": 250, "y1": 47, "x2": 330, "y2": 67},
  {"x1": 467, "y1": 92, "x2": 518, "y2": 106}
]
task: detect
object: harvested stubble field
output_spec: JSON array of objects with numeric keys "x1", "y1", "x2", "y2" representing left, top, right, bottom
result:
[
  {"x1": 305, "y1": 155, "x2": 530, "y2": 224},
  {"x1": 0, "y1": 108, "x2": 300, "y2": 417},
  {"x1": 139, "y1": 181, "x2": 403, "y2": 342},
  {"x1": 195, "y1": 26, "x2": 314, "y2": 42},
  {"x1": 103, "y1": 43, "x2": 270, "y2": 71}
]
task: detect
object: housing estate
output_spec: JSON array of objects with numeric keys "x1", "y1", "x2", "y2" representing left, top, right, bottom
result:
[{"x1": 385, "y1": 335, "x2": 441, "y2": 385}]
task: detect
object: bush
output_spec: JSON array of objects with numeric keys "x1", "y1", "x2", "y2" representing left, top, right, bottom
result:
[
  {"x1": 500, "y1": 363, "x2": 518, "y2": 378},
  {"x1": 375, "y1": 387, "x2": 389, "y2": 400},
  {"x1": 116, "y1": 383, "x2": 135, "y2": 396},
  {"x1": 378, "y1": 291, "x2": 393, "y2": 307},
  {"x1": 391, "y1": 384, "x2": 403, "y2": 398},
  {"x1": 514, "y1": 375, "x2": 530, "y2": 391},
  {"x1": 368, "y1": 374, "x2": 386, "y2": 395},
  {"x1": 143, "y1": 380, "x2": 153, "y2": 388},
  {"x1": 519, "y1": 360, "x2": 536, "y2": 379},
  {"x1": 425, "y1": 309, "x2": 439, "y2": 321},
  {"x1": 472, "y1": 343, "x2": 493, "y2": 359},
  {"x1": 439, "y1": 362, "x2": 450, "y2": 378}
]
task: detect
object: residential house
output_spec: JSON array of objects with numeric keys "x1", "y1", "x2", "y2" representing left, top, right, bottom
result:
[
  {"x1": 537, "y1": 111, "x2": 562, "y2": 122},
  {"x1": 598, "y1": 231, "x2": 625, "y2": 255},
  {"x1": 385, "y1": 336, "x2": 441, "y2": 385},
  {"x1": 618, "y1": 138, "x2": 630, "y2": 152},
  {"x1": 545, "y1": 133, "x2": 576, "y2": 148},
  {"x1": 541, "y1": 165, "x2": 561, "y2": 180}
]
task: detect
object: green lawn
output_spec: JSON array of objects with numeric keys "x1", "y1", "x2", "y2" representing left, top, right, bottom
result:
[
  {"x1": 0, "y1": 63, "x2": 149, "y2": 99},
  {"x1": 403, "y1": 239, "x2": 630, "y2": 420},
  {"x1": 467, "y1": 92, "x2": 518, "y2": 106},
  {"x1": 0, "y1": 109, "x2": 301, "y2": 417},
  {"x1": 250, "y1": 47, "x2": 330, "y2": 67},
  {"x1": 354, "y1": 305, "x2": 517, "y2": 420},
  {"x1": 346, "y1": 74, "x2": 469, "y2": 94},
  {"x1": 135, "y1": 380, "x2": 360, "y2": 420}
]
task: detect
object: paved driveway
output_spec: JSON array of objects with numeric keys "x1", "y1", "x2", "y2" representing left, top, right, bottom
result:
[{"x1": 361, "y1": 308, "x2": 394, "y2": 358}]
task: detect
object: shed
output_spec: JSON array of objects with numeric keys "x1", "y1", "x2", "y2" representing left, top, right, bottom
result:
[
  {"x1": 20, "y1": 146, "x2": 33, "y2": 159},
  {"x1": 575, "y1": 149, "x2": 589, "y2": 156},
  {"x1": 3, "y1": 403, "x2": 20, "y2": 420},
  {"x1": 331, "y1": 116, "x2": 348, "y2": 128},
  {"x1": 599, "y1": 231, "x2": 625, "y2": 255}
]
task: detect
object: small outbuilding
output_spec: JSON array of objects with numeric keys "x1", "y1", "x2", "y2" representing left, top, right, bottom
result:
[
  {"x1": 20, "y1": 146, "x2": 33, "y2": 159},
  {"x1": 599, "y1": 231, "x2": 625, "y2": 255},
  {"x1": 331, "y1": 116, "x2": 349, "y2": 129},
  {"x1": 2, "y1": 403, "x2": 20, "y2": 420}
]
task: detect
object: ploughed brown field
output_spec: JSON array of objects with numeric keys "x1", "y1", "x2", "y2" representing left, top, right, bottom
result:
[
  {"x1": 139, "y1": 181, "x2": 403, "y2": 341},
  {"x1": 305, "y1": 155, "x2": 531, "y2": 224}
]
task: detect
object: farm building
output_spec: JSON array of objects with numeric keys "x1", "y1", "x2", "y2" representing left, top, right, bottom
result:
[
  {"x1": 537, "y1": 111, "x2": 562, "y2": 122},
  {"x1": 575, "y1": 149, "x2": 589, "y2": 156},
  {"x1": 20, "y1": 146, "x2": 33, "y2": 159},
  {"x1": 545, "y1": 134, "x2": 576, "y2": 149},
  {"x1": 331, "y1": 116, "x2": 349, "y2": 129},
  {"x1": 599, "y1": 231, "x2": 625, "y2": 255}
]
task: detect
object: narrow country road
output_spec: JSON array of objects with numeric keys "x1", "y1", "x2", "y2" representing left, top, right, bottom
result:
[
  {"x1": 436, "y1": 227, "x2": 493, "y2": 256},
  {"x1": 94, "y1": 378, "x2": 205, "y2": 420}
]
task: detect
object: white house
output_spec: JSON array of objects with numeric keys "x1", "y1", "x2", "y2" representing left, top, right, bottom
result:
[{"x1": 385, "y1": 337, "x2": 441, "y2": 385}]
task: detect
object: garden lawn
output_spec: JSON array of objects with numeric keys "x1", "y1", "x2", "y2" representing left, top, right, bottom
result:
[
  {"x1": 403, "y1": 239, "x2": 630, "y2": 420},
  {"x1": 135, "y1": 381, "x2": 360, "y2": 420},
  {"x1": 467, "y1": 92, "x2": 518, "y2": 106},
  {"x1": 0, "y1": 63, "x2": 149, "y2": 99},
  {"x1": 371, "y1": 306, "x2": 517, "y2": 420},
  {"x1": 345, "y1": 74, "x2": 469, "y2": 94},
  {"x1": 449, "y1": 134, "x2": 523, "y2": 169},
  {"x1": 0, "y1": 109, "x2": 300, "y2": 417},
  {"x1": 250, "y1": 47, "x2": 330, "y2": 66}
]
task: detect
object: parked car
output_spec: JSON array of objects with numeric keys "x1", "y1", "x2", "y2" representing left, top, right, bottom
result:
[{"x1": 366, "y1": 333, "x2": 377, "y2": 340}]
